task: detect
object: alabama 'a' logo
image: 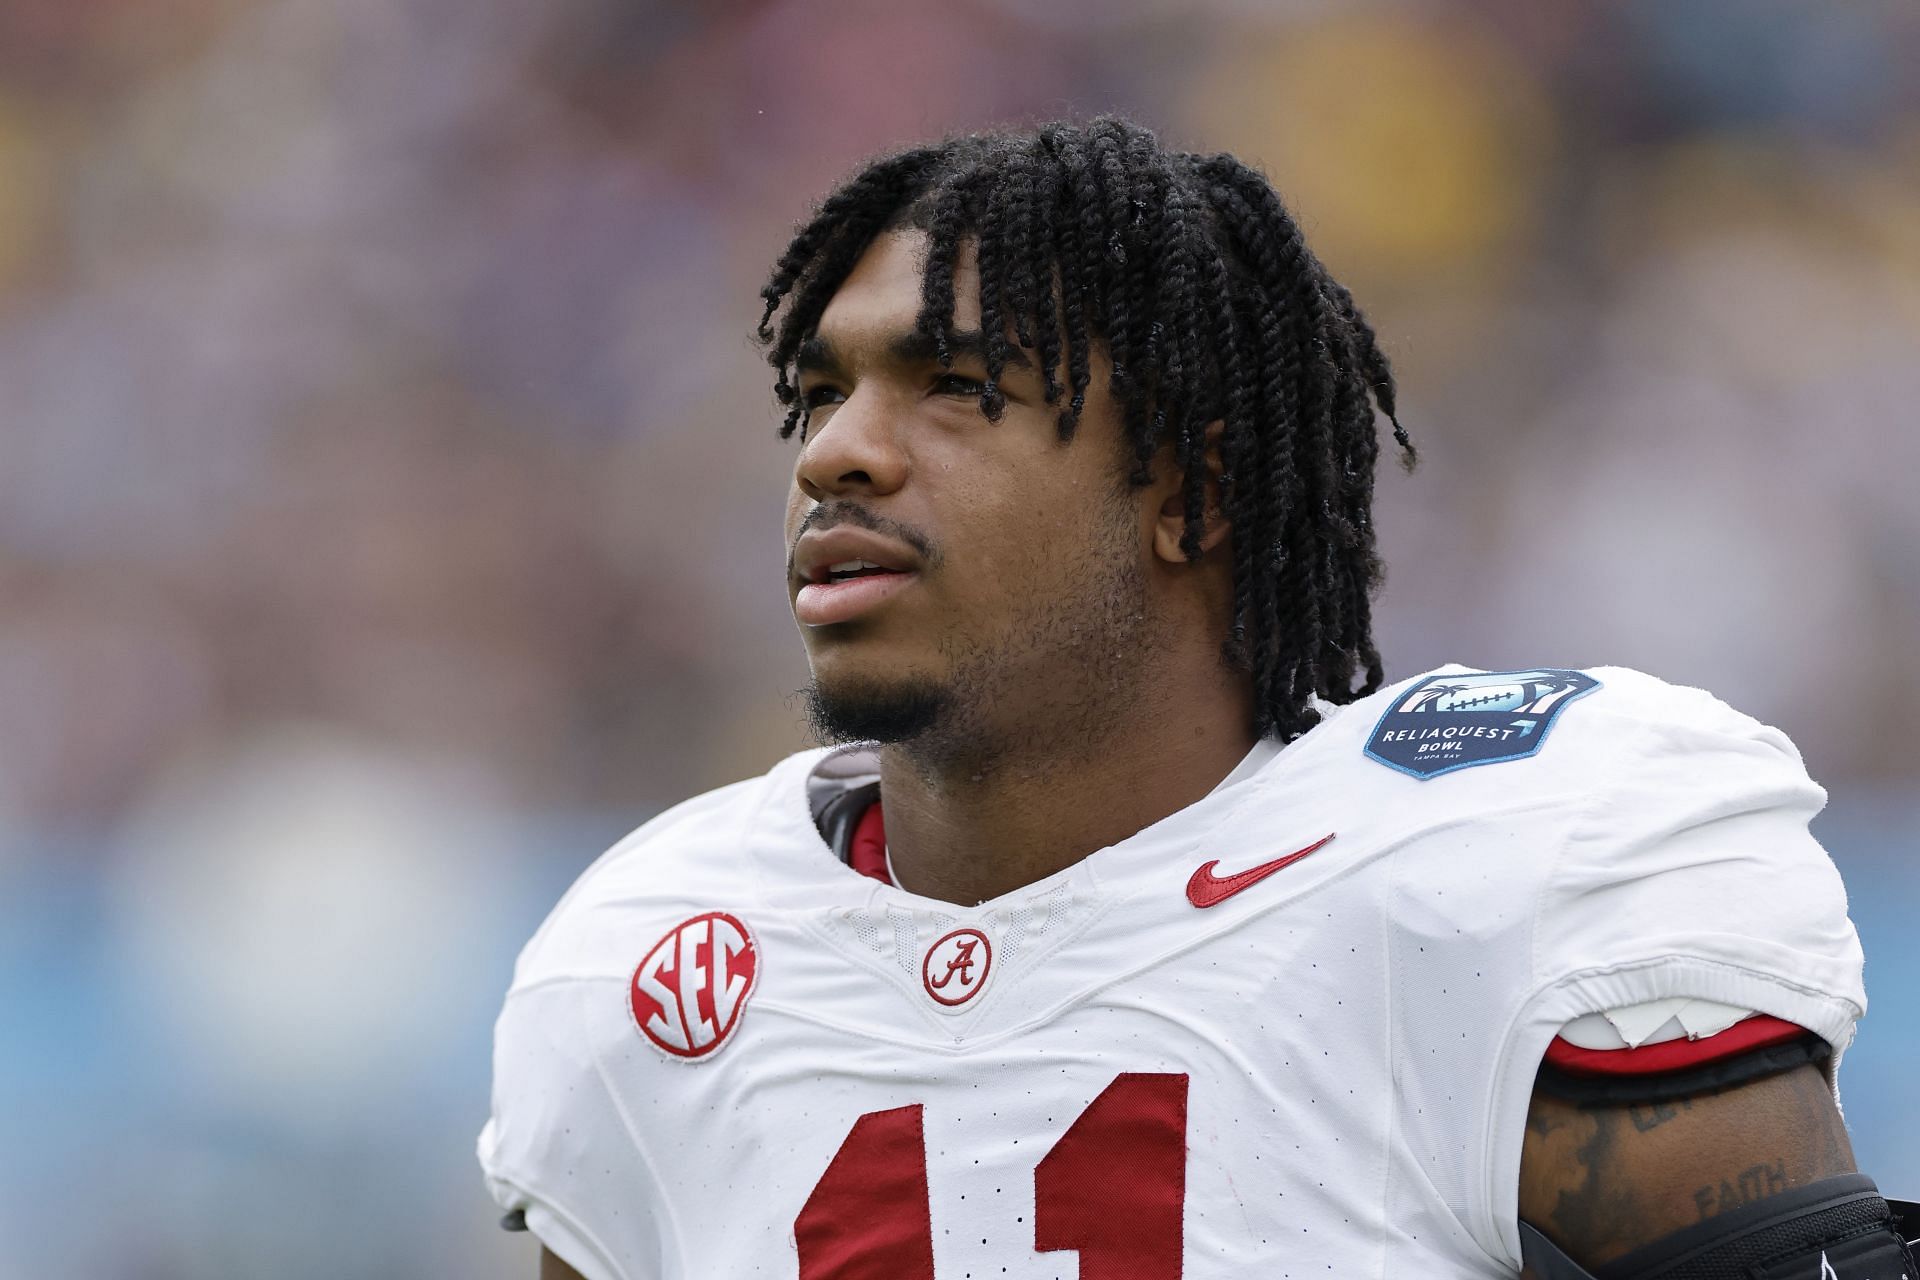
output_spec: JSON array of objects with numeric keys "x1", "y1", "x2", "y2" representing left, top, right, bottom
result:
[
  {"x1": 629, "y1": 911, "x2": 758, "y2": 1059},
  {"x1": 922, "y1": 927, "x2": 992, "y2": 1007}
]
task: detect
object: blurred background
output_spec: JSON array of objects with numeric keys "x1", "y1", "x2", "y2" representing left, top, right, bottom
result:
[{"x1": 2, "y1": 0, "x2": 1915, "y2": 1275}]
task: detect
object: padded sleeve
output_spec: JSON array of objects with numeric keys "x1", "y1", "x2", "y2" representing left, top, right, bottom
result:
[
  {"x1": 1478, "y1": 682, "x2": 1866, "y2": 1266},
  {"x1": 478, "y1": 981, "x2": 664, "y2": 1280},
  {"x1": 1534, "y1": 688, "x2": 1863, "y2": 1036}
]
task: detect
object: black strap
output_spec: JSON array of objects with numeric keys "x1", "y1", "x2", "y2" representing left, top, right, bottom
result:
[
  {"x1": 1891, "y1": 1198, "x2": 1920, "y2": 1247},
  {"x1": 1520, "y1": 1221, "x2": 1603, "y2": 1280},
  {"x1": 1523, "y1": 1175, "x2": 1916, "y2": 1280}
]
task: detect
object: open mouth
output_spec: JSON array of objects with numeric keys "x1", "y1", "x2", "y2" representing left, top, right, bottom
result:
[
  {"x1": 820, "y1": 559, "x2": 903, "y2": 584},
  {"x1": 790, "y1": 524, "x2": 923, "y2": 627},
  {"x1": 794, "y1": 562, "x2": 917, "y2": 626}
]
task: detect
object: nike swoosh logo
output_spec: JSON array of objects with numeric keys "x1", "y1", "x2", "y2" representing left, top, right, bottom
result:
[{"x1": 1185, "y1": 833, "x2": 1336, "y2": 908}]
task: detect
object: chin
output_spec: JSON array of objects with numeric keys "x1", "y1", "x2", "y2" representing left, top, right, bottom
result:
[{"x1": 804, "y1": 670, "x2": 950, "y2": 746}]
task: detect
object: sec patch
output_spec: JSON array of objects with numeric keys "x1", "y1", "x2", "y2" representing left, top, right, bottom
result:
[
  {"x1": 1366, "y1": 668, "x2": 1600, "y2": 779},
  {"x1": 629, "y1": 911, "x2": 758, "y2": 1059}
]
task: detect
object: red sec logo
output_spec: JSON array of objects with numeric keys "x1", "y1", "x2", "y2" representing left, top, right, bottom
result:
[
  {"x1": 629, "y1": 912, "x2": 758, "y2": 1059},
  {"x1": 922, "y1": 927, "x2": 992, "y2": 1007}
]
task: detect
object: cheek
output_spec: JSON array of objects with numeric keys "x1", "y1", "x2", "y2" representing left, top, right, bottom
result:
[
  {"x1": 929, "y1": 465, "x2": 1035, "y2": 560},
  {"x1": 913, "y1": 426, "x2": 1141, "y2": 606},
  {"x1": 943, "y1": 480, "x2": 1133, "y2": 611},
  {"x1": 784, "y1": 484, "x2": 811, "y2": 543}
]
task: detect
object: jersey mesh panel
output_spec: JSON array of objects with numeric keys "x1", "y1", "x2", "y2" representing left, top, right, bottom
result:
[
  {"x1": 889, "y1": 907, "x2": 919, "y2": 976},
  {"x1": 998, "y1": 902, "x2": 1033, "y2": 967},
  {"x1": 851, "y1": 911, "x2": 888, "y2": 955},
  {"x1": 1032, "y1": 884, "x2": 1072, "y2": 938}
]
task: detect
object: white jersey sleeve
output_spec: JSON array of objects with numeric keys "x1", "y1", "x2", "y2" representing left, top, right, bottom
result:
[
  {"x1": 479, "y1": 983, "x2": 647, "y2": 1280},
  {"x1": 1535, "y1": 674, "x2": 1861, "y2": 1031},
  {"x1": 476, "y1": 776, "x2": 772, "y2": 1280},
  {"x1": 1467, "y1": 668, "x2": 1865, "y2": 1264}
]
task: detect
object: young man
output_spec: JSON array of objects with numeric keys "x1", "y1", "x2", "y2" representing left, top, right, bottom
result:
[{"x1": 479, "y1": 120, "x2": 1911, "y2": 1279}]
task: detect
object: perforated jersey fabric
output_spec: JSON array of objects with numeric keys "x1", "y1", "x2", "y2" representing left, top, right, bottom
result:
[{"x1": 477, "y1": 665, "x2": 1865, "y2": 1280}]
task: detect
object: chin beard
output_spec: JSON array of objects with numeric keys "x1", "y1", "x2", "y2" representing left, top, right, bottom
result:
[{"x1": 804, "y1": 675, "x2": 951, "y2": 747}]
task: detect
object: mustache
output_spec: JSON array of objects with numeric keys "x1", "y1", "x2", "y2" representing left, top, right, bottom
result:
[{"x1": 787, "y1": 502, "x2": 939, "y2": 579}]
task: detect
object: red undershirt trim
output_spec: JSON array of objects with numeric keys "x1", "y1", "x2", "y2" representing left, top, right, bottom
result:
[
  {"x1": 849, "y1": 801, "x2": 892, "y2": 885},
  {"x1": 1544, "y1": 1014, "x2": 1810, "y2": 1076}
]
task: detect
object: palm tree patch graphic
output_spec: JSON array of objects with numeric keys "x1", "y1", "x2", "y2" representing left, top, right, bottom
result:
[{"x1": 1397, "y1": 673, "x2": 1587, "y2": 717}]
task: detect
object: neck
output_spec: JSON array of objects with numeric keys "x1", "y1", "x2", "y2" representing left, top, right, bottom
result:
[{"x1": 874, "y1": 680, "x2": 1259, "y2": 906}]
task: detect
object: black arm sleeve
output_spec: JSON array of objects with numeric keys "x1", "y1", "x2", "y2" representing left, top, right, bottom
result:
[{"x1": 1519, "y1": 1175, "x2": 1917, "y2": 1280}]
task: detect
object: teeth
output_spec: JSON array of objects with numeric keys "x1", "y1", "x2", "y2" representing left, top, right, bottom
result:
[{"x1": 826, "y1": 560, "x2": 886, "y2": 575}]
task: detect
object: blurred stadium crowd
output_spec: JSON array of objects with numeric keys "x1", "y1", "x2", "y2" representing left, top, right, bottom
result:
[{"x1": 1, "y1": 0, "x2": 1916, "y2": 1276}]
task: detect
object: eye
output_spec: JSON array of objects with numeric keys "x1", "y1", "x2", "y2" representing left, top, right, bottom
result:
[
  {"x1": 799, "y1": 383, "x2": 845, "y2": 410},
  {"x1": 933, "y1": 373, "x2": 986, "y2": 398}
]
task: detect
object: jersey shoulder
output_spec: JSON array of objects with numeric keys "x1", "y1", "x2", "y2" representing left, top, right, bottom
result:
[
  {"x1": 1339, "y1": 669, "x2": 1860, "y2": 1268},
  {"x1": 1345, "y1": 664, "x2": 1848, "y2": 1002},
  {"x1": 506, "y1": 747, "x2": 833, "y2": 991},
  {"x1": 1340, "y1": 661, "x2": 1811, "y2": 795}
]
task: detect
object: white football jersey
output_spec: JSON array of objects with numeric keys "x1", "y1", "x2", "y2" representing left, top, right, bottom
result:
[{"x1": 479, "y1": 665, "x2": 1865, "y2": 1280}]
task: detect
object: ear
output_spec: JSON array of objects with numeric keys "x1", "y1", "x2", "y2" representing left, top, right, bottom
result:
[{"x1": 1151, "y1": 420, "x2": 1230, "y2": 565}]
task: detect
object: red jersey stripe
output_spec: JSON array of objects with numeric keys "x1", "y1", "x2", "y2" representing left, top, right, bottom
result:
[{"x1": 1543, "y1": 1014, "x2": 1810, "y2": 1076}]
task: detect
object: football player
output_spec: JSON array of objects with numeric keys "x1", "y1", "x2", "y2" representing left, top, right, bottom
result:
[{"x1": 480, "y1": 119, "x2": 1913, "y2": 1279}]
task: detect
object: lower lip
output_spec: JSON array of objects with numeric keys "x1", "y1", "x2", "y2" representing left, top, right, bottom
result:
[{"x1": 794, "y1": 572, "x2": 917, "y2": 626}]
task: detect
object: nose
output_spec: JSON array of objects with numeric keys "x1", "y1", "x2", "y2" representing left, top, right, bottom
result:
[{"x1": 793, "y1": 388, "x2": 909, "y2": 503}]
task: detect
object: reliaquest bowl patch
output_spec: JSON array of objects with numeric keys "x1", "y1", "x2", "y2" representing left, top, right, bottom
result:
[{"x1": 1365, "y1": 668, "x2": 1600, "y2": 779}]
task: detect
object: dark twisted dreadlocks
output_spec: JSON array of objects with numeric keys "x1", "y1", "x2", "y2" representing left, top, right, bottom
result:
[{"x1": 757, "y1": 118, "x2": 1414, "y2": 743}]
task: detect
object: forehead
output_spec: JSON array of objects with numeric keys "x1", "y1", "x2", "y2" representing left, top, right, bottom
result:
[{"x1": 814, "y1": 230, "x2": 982, "y2": 349}]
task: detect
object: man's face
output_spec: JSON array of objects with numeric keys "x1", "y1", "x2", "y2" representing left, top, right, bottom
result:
[{"x1": 785, "y1": 230, "x2": 1164, "y2": 762}]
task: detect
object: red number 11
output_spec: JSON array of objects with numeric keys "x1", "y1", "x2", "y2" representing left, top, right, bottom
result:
[{"x1": 794, "y1": 1072, "x2": 1189, "y2": 1279}]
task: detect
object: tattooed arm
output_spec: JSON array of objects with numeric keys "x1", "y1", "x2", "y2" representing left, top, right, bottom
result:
[{"x1": 1516, "y1": 1063, "x2": 1857, "y2": 1269}]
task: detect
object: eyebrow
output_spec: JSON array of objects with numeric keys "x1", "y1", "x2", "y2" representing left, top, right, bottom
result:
[
  {"x1": 795, "y1": 328, "x2": 1034, "y2": 377},
  {"x1": 794, "y1": 336, "x2": 841, "y2": 376}
]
